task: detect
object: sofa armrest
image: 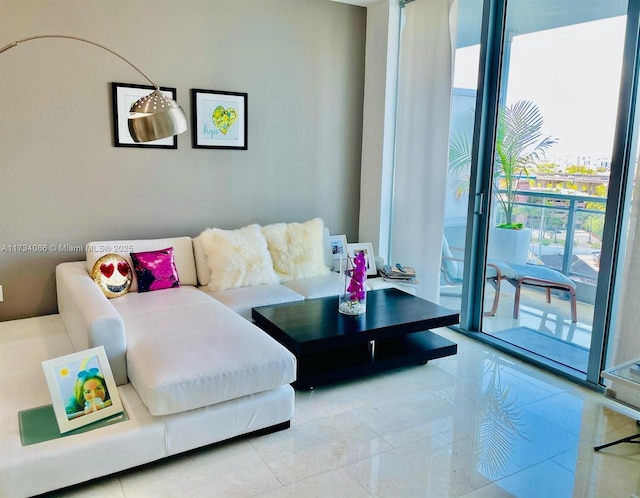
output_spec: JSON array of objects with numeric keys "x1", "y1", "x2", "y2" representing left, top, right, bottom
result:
[{"x1": 56, "y1": 262, "x2": 128, "y2": 385}]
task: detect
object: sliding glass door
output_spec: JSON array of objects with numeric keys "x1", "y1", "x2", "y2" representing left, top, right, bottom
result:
[
  {"x1": 439, "y1": 0, "x2": 640, "y2": 385},
  {"x1": 481, "y1": 3, "x2": 627, "y2": 375}
]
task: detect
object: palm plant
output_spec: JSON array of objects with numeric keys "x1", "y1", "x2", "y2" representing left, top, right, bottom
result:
[{"x1": 449, "y1": 100, "x2": 557, "y2": 228}]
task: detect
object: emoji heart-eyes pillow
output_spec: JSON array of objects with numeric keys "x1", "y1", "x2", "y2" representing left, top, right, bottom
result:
[{"x1": 91, "y1": 253, "x2": 133, "y2": 298}]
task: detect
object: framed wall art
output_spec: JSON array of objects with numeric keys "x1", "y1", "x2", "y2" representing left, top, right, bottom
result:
[
  {"x1": 111, "y1": 82, "x2": 178, "y2": 149},
  {"x1": 347, "y1": 243, "x2": 378, "y2": 277},
  {"x1": 41, "y1": 346, "x2": 123, "y2": 433},
  {"x1": 191, "y1": 89, "x2": 247, "y2": 149}
]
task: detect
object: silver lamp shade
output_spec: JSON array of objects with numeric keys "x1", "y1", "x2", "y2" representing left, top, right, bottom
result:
[{"x1": 128, "y1": 89, "x2": 188, "y2": 143}]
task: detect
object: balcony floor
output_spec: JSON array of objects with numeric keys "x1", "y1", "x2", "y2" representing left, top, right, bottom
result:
[{"x1": 439, "y1": 281, "x2": 595, "y2": 374}]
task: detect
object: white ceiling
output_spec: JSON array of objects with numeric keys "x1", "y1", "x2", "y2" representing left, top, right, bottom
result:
[{"x1": 330, "y1": 0, "x2": 380, "y2": 7}]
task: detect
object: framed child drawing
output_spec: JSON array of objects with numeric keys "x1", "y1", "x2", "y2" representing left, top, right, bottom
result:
[{"x1": 41, "y1": 346, "x2": 123, "y2": 433}]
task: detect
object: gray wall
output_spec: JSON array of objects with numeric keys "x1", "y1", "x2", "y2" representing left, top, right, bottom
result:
[{"x1": 0, "y1": 0, "x2": 366, "y2": 321}]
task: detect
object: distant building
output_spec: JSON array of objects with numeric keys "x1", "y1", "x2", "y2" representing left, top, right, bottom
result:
[
  {"x1": 552, "y1": 155, "x2": 611, "y2": 170},
  {"x1": 532, "y1": 173, "x2": 609, "y2": 196}
]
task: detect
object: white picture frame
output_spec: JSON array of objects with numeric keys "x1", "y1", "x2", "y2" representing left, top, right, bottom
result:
[
  {"x1": 329, "y1": 234, "x2": 349, "y2": 271},
  {"x1": 41, "y1": 346, "x2": 123, "y2": 434},
  {"x1": 347, "y1": 242, "x2": 378, "y2": 276}
]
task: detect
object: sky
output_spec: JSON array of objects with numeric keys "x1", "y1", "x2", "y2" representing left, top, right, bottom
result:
[{"x1": 453, "y1": 16, "x2": 627, "y2": 164}]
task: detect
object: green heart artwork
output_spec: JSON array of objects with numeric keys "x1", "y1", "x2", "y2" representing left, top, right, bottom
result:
[{"x1": 212, "y1": 106, "x2": 238, "y2": 135}]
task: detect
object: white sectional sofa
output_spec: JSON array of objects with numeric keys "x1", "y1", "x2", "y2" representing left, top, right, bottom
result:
[{"x1": 1, "y1": 219, "x2": 351, "y2": 498}]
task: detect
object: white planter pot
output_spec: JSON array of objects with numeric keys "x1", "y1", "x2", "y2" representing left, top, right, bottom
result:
[{"x1": 487, "y1": 227, "x2": 532, "y2": 264}]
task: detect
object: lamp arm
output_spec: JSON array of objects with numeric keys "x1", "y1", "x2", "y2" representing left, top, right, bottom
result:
[{"x1": 0, "y1": 34, "x2": 159, "y2": 89}]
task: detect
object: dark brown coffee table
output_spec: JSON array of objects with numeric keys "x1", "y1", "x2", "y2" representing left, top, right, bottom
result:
[{"x1": 252, "y1": 288, "x2": 459, "y2": 389}]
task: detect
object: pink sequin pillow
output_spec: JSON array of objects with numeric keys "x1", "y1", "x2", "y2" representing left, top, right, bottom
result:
[{"x1": 130, "y1": 247, "x2": 180, "y2": 292}]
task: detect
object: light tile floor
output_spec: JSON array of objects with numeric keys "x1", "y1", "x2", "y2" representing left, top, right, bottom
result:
[{"x1": 38, "y1": 324, "x2": 640, "y2": 498}]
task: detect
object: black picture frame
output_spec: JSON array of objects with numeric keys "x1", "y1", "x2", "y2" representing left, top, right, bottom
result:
[
  {"x1": 191, "y1": 89, "x2": 248, "y2": 150},
  {"x1": 111, "y1": 82, "x2": 178, "y2": 149}
]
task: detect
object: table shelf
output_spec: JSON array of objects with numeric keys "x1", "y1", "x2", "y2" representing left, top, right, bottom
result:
[{"x1": 295, "y1": 331, "x2": 457, "y2": 389}]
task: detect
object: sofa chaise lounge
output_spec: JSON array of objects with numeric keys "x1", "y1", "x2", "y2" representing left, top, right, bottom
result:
[{"x1": 1, "y1": 219, "x2": 355, "y2": 497}]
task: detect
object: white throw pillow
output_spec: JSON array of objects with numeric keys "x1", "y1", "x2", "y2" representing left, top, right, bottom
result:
[
  {"x1": 262, "y1": 218, "x2": 330, "y2": 283},
  {"x1": 198, "y1": 224, "x2": 280, "y2": 291}
]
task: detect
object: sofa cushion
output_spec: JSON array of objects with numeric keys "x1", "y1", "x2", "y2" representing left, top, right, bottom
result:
[
  {"x1": 198, "y1": 224, "x2": 280, "y2": 291},
  {"x1": 262, "y1": 218, "x2": 330, "y2": 283},
  {"x1": 200, "y1": 283, "x2": 305, "y2": 320},
  {"x1": 130, "y1": 247, "x2": 180, "y2": 293},
  {"x1": 123, "y1": 300, "x2": 296, "y2": 416},
  {"x1": 90, "y1": 253, "x2": 133, "y2": 298},
  {"x1": 110, "y1": 286, "x2": 216, "y2": 317},
  {"x1": 86, "y1": 237, "x2": 196, "y2": 292},
  {"x1": 192, "y1": 234, "x2": 212, "y2": 286},
  {"x1": 283, "y1": 272, "x2": 344, "y2": 300}
]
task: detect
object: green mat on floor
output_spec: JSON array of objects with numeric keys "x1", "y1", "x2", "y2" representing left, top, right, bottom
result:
[
  {"x1": 492, "y1": 326, "x2": 589, "y2": 373},
  {"x1": 18, "y1": 404, "x2": 128, "y2": 446}
]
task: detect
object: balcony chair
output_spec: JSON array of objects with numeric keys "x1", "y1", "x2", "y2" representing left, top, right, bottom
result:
[
  {"x1": 441, "y1": 238, "x2": 503, "y2": 316},
  {"x1": 442, "y1": 238, "x2": 578, "y2": 322},
  {"x1": 503, "y1": 262, "x2": 578, "y2": 323}
]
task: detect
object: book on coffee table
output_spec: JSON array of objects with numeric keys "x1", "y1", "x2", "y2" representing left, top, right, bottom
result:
[{"x1": 379, "y1": 264, "x2": 417, "y2": 282}]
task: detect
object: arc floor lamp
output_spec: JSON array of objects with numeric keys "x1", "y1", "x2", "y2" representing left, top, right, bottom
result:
[{"x1": 0, "y1": 34, "x2": 188, "y2": 143}]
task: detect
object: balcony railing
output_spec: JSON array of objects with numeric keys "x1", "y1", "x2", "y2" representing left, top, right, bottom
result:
[{"x1": 495, "y1": 189, "x2": 606, "y2": 289}]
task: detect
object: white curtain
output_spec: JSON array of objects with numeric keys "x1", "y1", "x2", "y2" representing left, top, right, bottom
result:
[
  {"x1": 608, "y1": 151, "x2": 640, "y2": 408},
  {"x1": 391, "y1": 0, "x2": 457, "y2": 302}
]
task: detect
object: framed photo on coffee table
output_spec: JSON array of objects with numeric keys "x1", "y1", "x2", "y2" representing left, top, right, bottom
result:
[
  {"x1": 329, "y1": 234, "x2": 348, "y2": 271},
  {"x1": 347, "y1": 243, "x2": 377, "y2": 276},
  {"x1": 42, "y1": 346, "x2": 123, "y2": 433}
]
